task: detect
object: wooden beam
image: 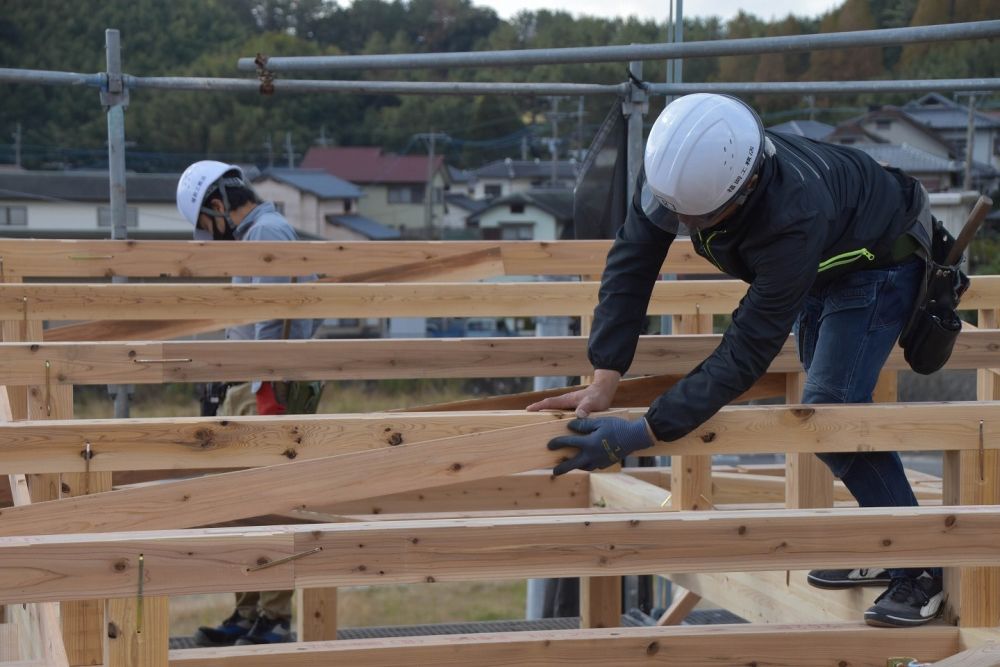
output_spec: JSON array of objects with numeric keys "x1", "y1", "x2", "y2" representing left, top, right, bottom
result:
[
  {"x1": 296, "y1": 588, "x2": 337, "y2": 643},
  {"x1": 0, "y1": 239, "x2": 718, "y2": 280},
  {"x1": 930, "y1": 642, "x2": 1000, "y2": 666},
  {"x1": 105, "y1": 596, "x2": 169, "y2": 667},
  {"x1": 0, "y1": 280, "x2": 759, "y2": 321},
  {"x1": 0, "y1": 411, "x2": 565, "y2": 474},
  {"x1": 667, "y1": 570, "x2": 874, "y2": 625},
  {"x1": 656, "y1": 590, "x2": 701, "y2": 626},
  {"x1": 163, "y1": 623, "x2": 957, "y2": 666},
  {"x1": 403, "y1": 372, "x2": 787, "y2": 412},
  {"x1": 2, "y1": 507, "x2": 1000, "y2": 604},
  {"x1": 0, "y1": 418, "x2": 584, "y2": 537},
  {"x1": 1, "y1": 402, "x2": 999, "y2": 475},
  {"x1": 4, "y1": 331, "x2": 999, "y2": 386}
]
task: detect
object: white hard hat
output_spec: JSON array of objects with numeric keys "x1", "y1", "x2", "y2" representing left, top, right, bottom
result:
[
  {"x1": 176, "y1": 160, "x2": 245, "y2": 238},
  {"x1": 644, "y1": 94, "x2": 764, "y2": 227}
]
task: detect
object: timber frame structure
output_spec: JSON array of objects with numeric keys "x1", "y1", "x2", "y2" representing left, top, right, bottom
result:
[
  {"x1": 0, "y1": 237, "x2": 998, "y2": 667},
  {"x1": 1, "y1": 16, "x2": 1000, "y2": 667}
]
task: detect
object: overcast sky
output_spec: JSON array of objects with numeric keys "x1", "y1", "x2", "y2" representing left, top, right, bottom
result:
[{"x1": 474, "y1": 0, "x2": 845, "y2": 23}]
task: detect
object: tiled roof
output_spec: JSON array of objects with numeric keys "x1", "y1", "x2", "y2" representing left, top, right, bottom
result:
[
  {"x1": 325, "y1": 213, "x2": 401, "y2": 240},
  {"x1": 257, "y1": 168, "x2": 363, "y2": 199},
  {"x1": 302, "y1": 147, "x2": 444, "y2": 184},
  {"x1": 0, "y1": 169, "x2": 179, "y2": 202}
]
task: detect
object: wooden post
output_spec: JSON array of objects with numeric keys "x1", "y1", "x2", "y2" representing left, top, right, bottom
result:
[
  {"x1": 784, "y1": 373, "x2": 834, "y2": 509},
  {"x1": 297, "y1": 588, "x2": 338, "y2": 641},
  {"x1": 105, "y1": 596, "x2": 169, "y2": 667},
  {"x1": 945, "y1": 308, "x2": 1000, "y2": 627}
]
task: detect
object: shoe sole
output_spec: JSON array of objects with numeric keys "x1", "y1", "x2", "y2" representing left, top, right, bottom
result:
[
  {"x1": 806, "y1": 576, "x2": 892, "y2": 590},
  {"x1": 863, "y1": 613, "x2": 938, "y2": 628}
]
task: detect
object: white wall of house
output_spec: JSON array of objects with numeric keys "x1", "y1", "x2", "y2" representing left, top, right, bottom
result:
[
  {"x1": 253, "y1": 179, "x2": 354, "y2": 240},
  {"x1": 0, "y1": 200, "x2": 189, "y2": 234},
  {"x1": 475, "y1": 204, "x2": 558, "y2": 241},
  {"x1": 860, "y1": 118, "x2": 949, "y2": 158},
  {"x1": 356, "y1": 170, "x2": 448, "y2": 233}
]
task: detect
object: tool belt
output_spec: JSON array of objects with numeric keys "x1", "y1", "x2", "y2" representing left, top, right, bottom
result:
[
  {"x1": 898, "y1": 218, "x2": 969, "y2": 375},
  {"x1": 272, "y1": 380, "x2": 325, "y2": 415}
]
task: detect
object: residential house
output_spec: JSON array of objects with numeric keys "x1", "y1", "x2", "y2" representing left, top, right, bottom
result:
[
  {"x1": 904, "y1": 93, "x2": 1000, "y2": 171},
  {"x1": 0, "y1": 169, "x2": 190, "y2": 238},
  {"x1": 325, "y1": 214, "x2": 400, "y2": 241},
  {"x1": 252, "y1": 168, "x2": 365, "y2": 240},
  {"x1": 440, "y1": 193, "x2": 487, "y2": 236},
  {"x1": 472, "y1": 158, "x2": 578, "y2": 201},
  {"x1": 301, "y1": 147, "x2": 448, "y2": 236},
  {"x1": 466, "y1": 188, "x2": 573, "y2": 242}
]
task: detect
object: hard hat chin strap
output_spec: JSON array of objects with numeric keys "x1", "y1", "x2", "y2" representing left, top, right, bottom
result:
[{"x1": 200, "y1": 179, "x2": 240, "y2": 240}]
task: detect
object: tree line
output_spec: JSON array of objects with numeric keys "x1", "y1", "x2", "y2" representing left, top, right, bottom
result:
[{"x1": 0, "y1": 0, "x2": 996, "y2": 171}]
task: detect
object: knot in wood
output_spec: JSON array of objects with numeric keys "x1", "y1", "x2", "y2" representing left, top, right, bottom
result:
[
  {"x1": 945, "y1": 515, "x2": 957, "y2": 528},
  {"x1": 646, "y1": 641, "x2": 660, "y2": 656},
  {"x1": 700, "y1": 431, "x2": 717, "y2": 443},
  {"x1": 282, "y1": 448, "x2": 298, "y2": 459},
  {"x1": 113, "y1": 560, "x2": 128, "y2": 572},
  {"x1": 387, "y1": 432, "x2": 403, "y2": 446},
  {"x1": 790, "y1": 407, "x2": 816, "y2": 419}
]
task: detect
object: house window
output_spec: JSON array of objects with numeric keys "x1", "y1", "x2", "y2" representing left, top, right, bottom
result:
[
  {"x1": 0, "y1": 206, "x2": 27, "y2": 226},
  {"x1": 484, "y1": 184, "x2": 502, "y2": 199},
  {"x1": 273, "y1": 201, "x2": 285, "y2": 214},
  {"x1": 97, "y1": 206, "x2": 139, "y2": 228},
  {"x1": 344, "y1": 199, "x2": 353, "y2": 214},
  {"x1": 509, "y1": 203, "x2": 525, "y2": 214},
  {"x1": 500, "y1": 223, "x2": 533, "y2": 240},
  {"x1": 387, "y1": 185, "x2": 424, "y2": 204}
]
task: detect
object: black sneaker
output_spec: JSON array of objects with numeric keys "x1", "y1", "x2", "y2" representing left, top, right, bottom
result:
[
  {"x1": 192, "y1": 609, "x2": 256, "y2": 647},
  {"x1": 234, "y1": 614, "x2": 294, "y2": 645},
  {"x1": 807, "y1": 567, "x2": 892, "y2": 589},
  {"x1": 864, "y1": 573, "x2": 944, "y2": 628}
]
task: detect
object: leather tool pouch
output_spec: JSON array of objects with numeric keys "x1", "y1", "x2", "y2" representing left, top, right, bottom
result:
[{"x1": 898, "y1": 219, "x2": 970, "y2": 375}]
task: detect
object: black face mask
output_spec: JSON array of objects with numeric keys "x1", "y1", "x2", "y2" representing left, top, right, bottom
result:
[{"x1": 212, "y1": 219, "x2": 236, "y2": 241}]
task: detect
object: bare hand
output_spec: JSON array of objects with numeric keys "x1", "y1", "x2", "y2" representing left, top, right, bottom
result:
[{"x1": 526, "y1": 370, "x2": 620, "y2": 418}]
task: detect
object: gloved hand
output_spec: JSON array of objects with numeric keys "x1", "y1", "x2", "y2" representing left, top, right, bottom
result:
[{"x1": 547, "y1": 417, "x2": 654, "y2": 476}]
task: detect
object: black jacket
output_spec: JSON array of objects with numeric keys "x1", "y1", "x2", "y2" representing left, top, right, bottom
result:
[{"x1": 590, "y1": 131, "x2": 929, "y2": 442}]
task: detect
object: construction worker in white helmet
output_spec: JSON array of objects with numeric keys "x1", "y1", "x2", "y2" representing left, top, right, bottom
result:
[
  {"x1": 176, "y1": 161, "x2": 322, "y2": 646},
  {"x1": 529, "y1": 93, "x2": 948, "y2": 628}
]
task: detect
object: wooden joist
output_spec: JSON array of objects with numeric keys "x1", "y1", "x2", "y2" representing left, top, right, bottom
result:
[
  {"x1": 1, "y1": 330, "x2": 1000, "y2": 385},
  {"x1": 0, "y1": 402, "x2": 994, "y2": 475},
  {"x1": 0, "y1": 239, "x2": 715, "y2": 279},
  {"x1": 1, "y1": 506, "x2": 999, "y2": 603}
]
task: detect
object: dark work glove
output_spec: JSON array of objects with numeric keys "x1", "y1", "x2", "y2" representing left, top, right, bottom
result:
[{"x1": 547, "y1": 417, "x2": 654, "y2": 476}]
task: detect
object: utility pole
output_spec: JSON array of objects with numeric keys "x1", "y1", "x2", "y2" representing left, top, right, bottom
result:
[
  {"x1": 264, "y1": 134, "x2": 274, "y2": 169},
  {"x1": 576, "y1": 96, "x2": 585, "y2": 158},
  {"x1": 956, "y1": 92, "x2": 978, "y2": 191},
  {"x1": 12, "y1": 123, "x2": 21, "y2": 168},
  {"x1": 549, "y1": 97, "x2": 559, "y2": 185},
  {"x1": 284, "y1": 131, "x2": 295, "y2": 168},
  {"x1": 318, "y1": 124, "x2": 329, "y2": 147},
  {"x1": 413, "y1": 131, "x2": 448, "y2": 239}
]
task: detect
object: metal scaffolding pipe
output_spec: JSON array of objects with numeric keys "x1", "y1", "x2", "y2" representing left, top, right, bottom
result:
[
  {"x1": 125, "y1": 75, "x2": 1000, "y2": 97},
  {"x1": 237, "y1": 20, "x2": 1000, "y2": 72},
  {"x1": 0, "y1": 67, "x2": 104, "y2": 87},
  {"x1": 647, "y1": 78, "x2": 1000, "y2": 95},
  {"x1": 126, "y1": 76, "x2": 625, "y2": 96}
]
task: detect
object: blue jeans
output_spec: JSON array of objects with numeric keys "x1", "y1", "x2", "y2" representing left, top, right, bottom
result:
[{"x1": 794, "y1": 257, "x2": 937, "y2": 579}]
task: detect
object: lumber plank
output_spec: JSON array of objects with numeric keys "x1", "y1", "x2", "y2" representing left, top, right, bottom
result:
[
  {"x1": 2, "y1": 331, "x2": 998, "y2": 386},
  {"x1": 656, "y1": 589, "x2": 701, "y2": 626},
  {"x1": 106, "y1": 596, "x2": 169, "y2": 667},
  {"x1": 0, "y1": 239, "x2": 716, "y2": 279},
  {"x1": 0, "y1": 280, "x2": 760, "y2": 321},
  {"x1": 0, "y1": 403, "x2": 999, "y2": 475},
  {"x1": 403, "y1": 372, "x2": 787, "y2": 412},
  {"x1": 0, "y1": 411, "x2": 565, "y2": 474},
  {"x1": 2, "y1": 507, "x2": 1000, "y2": 603},
  {"x1": 163, "y1": 623, "x2": 957, "y2": 666},
  {"x1": 0, "y1": 418, "x2": 584, "y2": 536},
  {"x1": 296, "y1": 588, "x2": 337, "y2": 642},
  {"x1": 931, "y1": 643, "x2": 1000, "y2": 666}
]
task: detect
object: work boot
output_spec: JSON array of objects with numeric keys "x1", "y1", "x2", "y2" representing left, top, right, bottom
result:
[
  {"x1": 806, "y1": 567, "x2": 892, "y2": 589},
  {"x1": 192, "y1": 609, "x2": 256, "y2": 647},
  {"x1": 864, "y1": 572, "x2": 944, "y2": 628},
  {"x1": 234, "y1": 614, "x2": 294, "y2": 645}
]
